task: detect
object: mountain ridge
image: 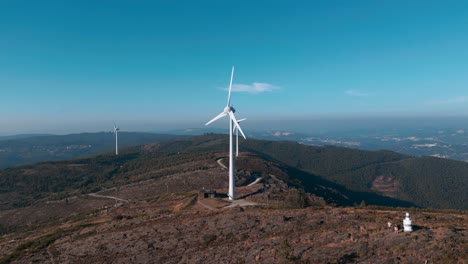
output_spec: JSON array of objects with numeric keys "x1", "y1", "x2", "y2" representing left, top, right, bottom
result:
[{"x1": 1, "y1": 134, "x2": 466, "y2": 210}]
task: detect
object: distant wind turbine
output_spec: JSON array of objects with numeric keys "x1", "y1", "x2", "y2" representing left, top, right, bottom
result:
[
  {"x1": 206, "y1": 66, "x2": 246, "y2": 200},
  {"x1": 113, "y1": 122, "x2": 120, "y2": 155}
]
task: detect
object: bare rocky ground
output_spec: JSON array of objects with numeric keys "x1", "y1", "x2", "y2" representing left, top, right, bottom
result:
[{"x1": 0, "y1": 153, "x2": 467, "y2": 263}]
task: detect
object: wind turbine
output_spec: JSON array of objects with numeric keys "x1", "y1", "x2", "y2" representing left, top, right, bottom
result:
[
  {"x1": 234, "y1": 118, "x2": 246, "y2": 157},
  {"x1": 113, "y1": 122, "x2": 120, "y2": 155},
  {"x1": 206, "y1": 66, "x2": 246, "y2": 200}
]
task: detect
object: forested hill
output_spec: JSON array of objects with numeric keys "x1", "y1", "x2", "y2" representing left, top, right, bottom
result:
[
  {"x1": 0, "y1": 132, "x2": 183, "y2": 168},
  {"x1": 241, "y1": 138, "x2": 467, "y2": 210},
  {"x1": 146, "y1": 134, "x2": 467, "y2": 210},
  {"x1": 0, "y1": 134, "x2": 466, "y2": 210}
]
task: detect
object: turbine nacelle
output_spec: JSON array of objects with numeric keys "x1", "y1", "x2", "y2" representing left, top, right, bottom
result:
[{"x1": 113, "y1": 122, "x2": 120, "y2": 132}]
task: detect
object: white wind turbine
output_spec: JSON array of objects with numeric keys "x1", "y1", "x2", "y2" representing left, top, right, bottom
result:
[
  {"x1": 234, "y1": 118, "x2": 246, "y2": 157},
  {"x1": 113, "y1": 122, "x2": 120, "y2": 155},
  {"x1": 206, "y1": 66, "x2": 246, "y2": 200}
]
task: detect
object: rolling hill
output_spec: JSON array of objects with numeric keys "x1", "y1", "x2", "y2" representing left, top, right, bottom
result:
[
  {"x1": 0, "y1": 134, "x2": 466, "y2": 211},
  {"x1": 0, "y1": 134, "x2": 467, "y2": 263},
  {"x1": 242, "y1": 139, "x2": 468, "y2": 210},
  {"x1": 0, "y1": 132, "x2": 183, "y2": 169}
]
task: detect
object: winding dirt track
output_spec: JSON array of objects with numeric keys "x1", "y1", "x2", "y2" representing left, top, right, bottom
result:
[
  {"x1": 216, "y1": 158, "x2": 227, "y2": 169},
  {"x1": 88, "y1": 192, "x2": 129, "y2": 203}
]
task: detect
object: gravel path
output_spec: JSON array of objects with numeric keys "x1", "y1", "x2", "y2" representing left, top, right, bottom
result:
[{"x1": 88, "y1": 193, "x2": 129, "y2": 203}]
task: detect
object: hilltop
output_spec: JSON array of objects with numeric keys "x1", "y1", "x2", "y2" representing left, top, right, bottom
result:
[
  {"x1": 1, "y1": 195, "x2": 466, "y2": 263},
  {"x1": 0, "y1": 134, "x2": 466, "y2": 263}
]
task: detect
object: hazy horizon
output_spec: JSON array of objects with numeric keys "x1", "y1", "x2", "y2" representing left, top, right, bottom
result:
[
  {"x1": 1, "y1": 115, "x2": 467, "y2": 137},
  {"x1": 1, "y1": 2, "x2": 467, "y2": 136}
]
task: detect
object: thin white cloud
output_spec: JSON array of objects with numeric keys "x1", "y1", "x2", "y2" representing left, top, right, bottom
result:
[
  {"x1": 345, "y1": 90, "x2": 373, "y2": 97},
  {"x1": 229, "y1": 82, "x2": 280, "y2": 94},
  {"x1": 427, "y1": 96, "x2": 468, "y2": 105}
]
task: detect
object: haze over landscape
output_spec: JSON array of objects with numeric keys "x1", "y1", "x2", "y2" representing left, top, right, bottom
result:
[
  {"x1": 1, "y1": 1, "x2": 467, "y2": 263},
  {"x1": 1, "y1": 1, "x2": 468, "y2": 135}
]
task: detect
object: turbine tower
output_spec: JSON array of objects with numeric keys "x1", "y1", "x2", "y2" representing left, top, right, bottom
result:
[
  {"x1": 206, "y1": 66, "x2": 246, "y2": 200},
  {"x1": 234, "y1": 118, "x2": 246, "y2": 157},
  {"x1": 113, "y1": 122, "x2": 120, "y2": 155}
]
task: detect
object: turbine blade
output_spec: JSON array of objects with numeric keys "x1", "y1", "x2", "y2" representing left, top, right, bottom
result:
[
  {"x1": 205, "y1": 112, "x2": 227, "y2": 126},
  {"x1": 226, "y1": 66, "x2": 234, "y2": 107},
  {"x1": 229, "y1": 111, "x2": 246, "y2": 139},
  {"x1": 233, "y1": 118, "x2": 245, "y2": 133},
  {"x1": 113, "y1": 122, "x2": 117, "y2": 129}
]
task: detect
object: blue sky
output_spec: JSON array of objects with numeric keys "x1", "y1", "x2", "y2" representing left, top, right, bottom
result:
[{"x1": 1, "y1": 1, "x2": 468, "y2": 134}]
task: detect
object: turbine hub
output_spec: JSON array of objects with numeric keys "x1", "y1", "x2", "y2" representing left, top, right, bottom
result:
[{"x1": 224, "y1": 106, "x2": 231, "y2": 113}]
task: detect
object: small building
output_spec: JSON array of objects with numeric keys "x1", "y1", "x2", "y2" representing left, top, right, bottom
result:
[{"x1": 199, "y1": 189, "x2": 217, "y2": 199}]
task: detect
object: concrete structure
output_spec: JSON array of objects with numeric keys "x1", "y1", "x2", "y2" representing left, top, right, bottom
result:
[
  {"x1": 199, "y1": 189, "x2": 217, "y2": 199},
  {"x1": 403, "y1": 212, "x2": 413, "y2": 232}
]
